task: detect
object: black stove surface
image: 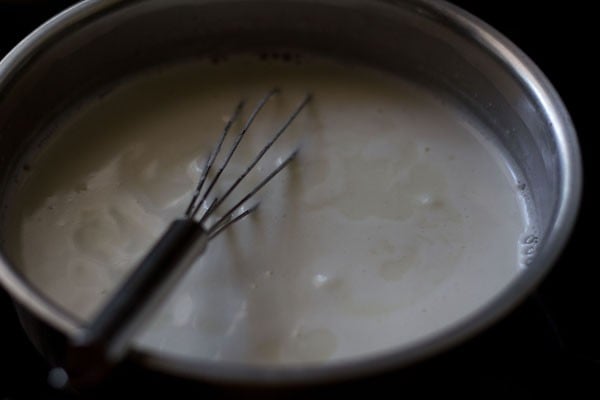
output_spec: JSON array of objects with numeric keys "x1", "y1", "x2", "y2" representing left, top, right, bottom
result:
[{"x1": 0, "y1": 1, "x2": 596, "y2": 398}]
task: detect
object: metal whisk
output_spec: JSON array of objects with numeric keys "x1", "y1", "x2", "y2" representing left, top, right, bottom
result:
[{"x1": 55, "y1": 90, "x2": 312, "y2": 388}]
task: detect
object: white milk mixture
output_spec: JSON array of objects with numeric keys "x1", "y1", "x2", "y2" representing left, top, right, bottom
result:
[{"x1": 7, "y1": 56, "x2": 529, "y2": 364}]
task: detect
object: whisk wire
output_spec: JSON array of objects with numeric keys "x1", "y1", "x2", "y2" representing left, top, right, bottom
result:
[
  {"x1": 190, "y1": 89, "x2": 280, "y2": 219},
  {"x1": 208, "y1": 203, "x2": 260, "y2": 240},
  {"x1": 202, "y1": 93, "x2": 311, "y2": 225},
  {"x1": 185, "y1": 100, "x2": 245, "y2": 217},
  {"x1": 207, "y1": 149, "x2": 298, "y2": 234}
]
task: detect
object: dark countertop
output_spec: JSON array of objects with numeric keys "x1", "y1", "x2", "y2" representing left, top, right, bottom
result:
[{"x1": 1, "y1": 1, "x2": 596, "y2": 398}]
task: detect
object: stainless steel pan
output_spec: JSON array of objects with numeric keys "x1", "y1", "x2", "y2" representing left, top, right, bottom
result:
[{"x1": 0, "y1": 0, "x2": 581, "y2": 388}]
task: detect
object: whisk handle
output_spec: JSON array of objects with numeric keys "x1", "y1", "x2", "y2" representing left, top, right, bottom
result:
[{"x1": 64, "y1": 218, "x2": 208, "y2": 388}]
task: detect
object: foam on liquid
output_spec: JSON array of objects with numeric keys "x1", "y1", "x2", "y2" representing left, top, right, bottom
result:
[{"x1": 7, "y1": 56, "x2": 529, "y2": 364}]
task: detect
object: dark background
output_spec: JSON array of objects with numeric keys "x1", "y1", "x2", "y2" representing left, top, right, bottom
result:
[{"x1": 0, "y1": 1, "x2": 595, "y2": 398}]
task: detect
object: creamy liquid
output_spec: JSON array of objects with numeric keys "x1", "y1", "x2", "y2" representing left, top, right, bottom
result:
[{"x1": 7, "y1": 56, "x2": 528, "y2": 364}]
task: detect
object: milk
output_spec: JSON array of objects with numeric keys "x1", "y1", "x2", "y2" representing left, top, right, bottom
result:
[{"x1": 7, "y1": 56, "x2": 529, "y2": 364}]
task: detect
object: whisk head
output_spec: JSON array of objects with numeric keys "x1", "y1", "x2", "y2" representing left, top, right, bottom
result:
[{"x1": 184, "y1": 90, "x2": 312, "y2": 238}]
